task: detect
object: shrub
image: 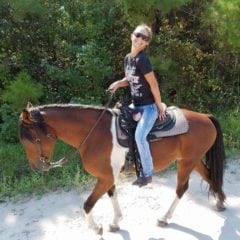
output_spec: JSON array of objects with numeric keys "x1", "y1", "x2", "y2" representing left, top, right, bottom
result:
[
  {"x1": 0, "y1": 104, "x2": 19, "y2": 143},
  {"x1": 1, "y1": 71, "x2": 43, "y2": 111}
]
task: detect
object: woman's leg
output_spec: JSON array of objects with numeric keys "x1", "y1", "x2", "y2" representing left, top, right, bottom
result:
[{"x1": 135, "y1": 104, "x2": 158, "y2": 177}]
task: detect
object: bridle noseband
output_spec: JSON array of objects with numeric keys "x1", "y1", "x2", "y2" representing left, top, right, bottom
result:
[
  {"x1": 24, "y1": 121, "x2": 56, "y2": 170},
  {"x1": 22, "y1": 121, "x2": 67, "y2": 170},
  {"x1": 26, "y1": 119, "x2": 69, "y2": 169},
  {"x1": 34, "y1": 131, "x2": 56, "y2": 168},
  {"x1": 23, "y1": 93, "x2": 113, "y2": 171}
]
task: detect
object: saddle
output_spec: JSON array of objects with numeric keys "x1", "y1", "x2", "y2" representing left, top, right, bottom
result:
[
  {"x1": 114, "y1": 104, "x2": 189, "y2": 148},
  {"x1": 113, "y1": 103, "x2": 189, "y2": 177}
]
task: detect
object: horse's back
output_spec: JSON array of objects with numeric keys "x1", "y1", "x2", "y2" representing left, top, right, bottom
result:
[
  {"x1": 179, "y1": 108, "x2": 217, "y2": 155},
  {"x1": 181, "y1": 108, "x2": 216, "y2": 137},
  {"x1": 151, "y1": 108, "x2": 217, "y2": 171}
]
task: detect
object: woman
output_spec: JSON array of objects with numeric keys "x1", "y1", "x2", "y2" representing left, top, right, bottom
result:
[{"x1": 108, "y1": 23, "x2": 166, "y2": 187}]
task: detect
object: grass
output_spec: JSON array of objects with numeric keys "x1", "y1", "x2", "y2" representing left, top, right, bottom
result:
[
  {"x1": 0, "y1": 140, "x2": 91, "y2": 200},
  {"x1": 0, "y1": 110, "x2": 239, "y2": 200},
  {"x1": 216, "y1": 109, "x2": 240, "y2": 157}
]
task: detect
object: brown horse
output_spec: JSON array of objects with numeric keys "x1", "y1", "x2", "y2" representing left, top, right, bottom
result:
[{"x1": 19, "y1": 102, "x2": 226, "y2": 235}]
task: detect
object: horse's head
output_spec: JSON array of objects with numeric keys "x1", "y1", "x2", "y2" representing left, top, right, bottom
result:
[{"x1": 19, "y1": 103, "x2": 57, "y2": 172}]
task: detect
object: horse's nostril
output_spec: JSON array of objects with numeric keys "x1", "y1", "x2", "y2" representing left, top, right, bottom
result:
[
  {"x1": 31, "y1": 163, "x2": 42, "y2": 172},
  {"x1": 31, "y1": 160, "x2": 48, "y2": 172}
]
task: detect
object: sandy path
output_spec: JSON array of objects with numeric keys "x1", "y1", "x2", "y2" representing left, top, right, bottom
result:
[{"x1": 0, "y1": 159, "x2": 239, "y2": 240}]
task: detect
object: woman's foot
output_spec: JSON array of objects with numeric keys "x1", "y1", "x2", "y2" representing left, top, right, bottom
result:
[{"x1": 132, "y1": 176, "x2": 152, "y2": 187}]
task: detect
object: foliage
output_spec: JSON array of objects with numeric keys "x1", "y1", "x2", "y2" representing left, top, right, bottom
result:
[
  {"x1": 0, "y1": 141, "x2": 27, "y2": 181},
  {"x1": 1, "y1": 71, "x2": 43, "y2": 111},
  {"x1": 0, "y1": 0, "x2": 239, "y2": 197},
  {"x1": 0, "y1": 104, "x2": 19, "y2": 143},
  {"x1": 0, "y1": 140, "x2": 91, "y2": 199},
  {"x1": 119, "y1": 0, "x2": 192, "y2": 25},
  {"x1": 0, "y1": 110, "x2": 239, "y2": 199},
  {"x1": 75, "y1": 40, "x2": 112, "y2": 98},
  {"x1": 217, "y1": 109, "x2": 240, "y2": 152},
  {"x1": 0, "y1": 65, "x2": 11, "y2": 91},
  {"x1": 202, "y1": 0, "x2": 240, "y2": 51},
  {"x1": 1, "y1": 0, "x2": 238, "y2": 113}
]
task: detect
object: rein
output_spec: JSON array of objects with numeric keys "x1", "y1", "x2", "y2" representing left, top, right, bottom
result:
[
  {"x1": 22, "y1": 121, "x2": 61, "y2": 170},
  {"x1": 78, "y1": 93, "x2": 114, "y2": 148},
  {"x1": 51, "y1": 93, "x2": 114, "y2": 167}
]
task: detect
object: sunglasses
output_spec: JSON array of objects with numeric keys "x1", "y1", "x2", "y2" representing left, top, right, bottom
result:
[{"x1": 133, "y1": 32, "x2": 150, "y2": 42}]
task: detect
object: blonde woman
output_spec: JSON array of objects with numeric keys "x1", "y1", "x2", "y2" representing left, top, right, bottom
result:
[{"x1": 108, "y1": 24, "x2": 166, "y2": 187}]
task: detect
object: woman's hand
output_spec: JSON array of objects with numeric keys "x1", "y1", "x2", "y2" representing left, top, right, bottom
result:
[
  {"x1": 108, "y1": 81, "x2": 119, "y2": 94},
  {"x1": 108, "y1": 78, "x2": 129, "y2": 93},
  {"x1": 158, "y1": 103, "x2": 166, "y2": 121}
]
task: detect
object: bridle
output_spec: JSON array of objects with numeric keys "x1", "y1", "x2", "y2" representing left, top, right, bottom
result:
[
  {"x1": 24, "y1": 93, "x2": 114, "y2": 170},
  {"x1": 33, "y1": 128, "x2": 56, "y2": 169},
  {"x1": 51, "y1": 93, "x2": 114, "y2": 164},
  {"x1": 23, "y1": 121, "x2": 62, "y2": 171}
]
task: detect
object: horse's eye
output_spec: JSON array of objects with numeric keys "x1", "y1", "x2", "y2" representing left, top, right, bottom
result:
[{"x1": 47, "y1": 134, "x2": 53, "y2": 139}]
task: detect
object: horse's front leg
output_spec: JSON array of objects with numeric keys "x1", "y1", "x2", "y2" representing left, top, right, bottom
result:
[
  {"x1": 107, "y1": 185, "x2": 123, "y2": 232},
  {"x1": 84, "y1": 178, "x2": 114, "y2": 235}
]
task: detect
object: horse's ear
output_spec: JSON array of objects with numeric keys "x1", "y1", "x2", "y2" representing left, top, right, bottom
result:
[
  {"x1": 26, "y1": 102, "x2": 33, "y2": 109},
  {"x1": 21, "y1": 109, "x2": 31, "y2": 124},
  {"x1": 21, "y1": 102, "x2": 33, "y2": 123}
]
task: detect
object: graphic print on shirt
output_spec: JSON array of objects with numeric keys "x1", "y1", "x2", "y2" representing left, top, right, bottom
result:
[{"x1": 125, "y1": 63, "x2": 143, "y2": 98}]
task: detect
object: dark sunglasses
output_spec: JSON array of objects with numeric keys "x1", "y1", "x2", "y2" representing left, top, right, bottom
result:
[{"x1": 133, "y1": 32, "x2": 150, "y2": 42}]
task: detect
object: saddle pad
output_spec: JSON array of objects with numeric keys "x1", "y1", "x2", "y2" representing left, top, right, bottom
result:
[
  {"x1": 114, "y1": 109, "x2": 129, "y2": 147},
  {"x1": 114, "y1": 106, "x2": 189, "y2": 147},
  {"x1": 148, "y1": 106, "x2": 189, "y2": 140}
]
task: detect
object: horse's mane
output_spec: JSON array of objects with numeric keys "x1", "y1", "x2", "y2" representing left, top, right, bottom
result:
[
  {"x1": 19, "y1": 107, "x2": 47, "y2": 142},
  {"x1": 37, "y1": 104, "x2": 106, "y2": 111},
  {"x1": 19, "y1": 123, "x2": 33, "y2": 142},
  {"x1": 30, "y1": 108, "x2": 45, "y2": 124},
  {"x1": 19, "y1": 104, "x2": 110, "y2": 141}
]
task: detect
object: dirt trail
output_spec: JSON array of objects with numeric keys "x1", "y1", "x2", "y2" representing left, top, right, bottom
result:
[{"x1": 0, "y1": 159, "x2": 239, "y2": 240}]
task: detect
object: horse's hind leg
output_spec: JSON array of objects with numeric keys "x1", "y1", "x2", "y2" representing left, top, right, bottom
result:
[
  {"x1": 107, "y1": 185, "x2": 123, "y2": 232},
  {"x1": 84, "y1": 178, "x2": 114, "y2": 235},
  {"x1": 158, "y1": 159, "x2": 194, "y2": 227},
  {"x1": 194, "y1": 161, "x2": 225, "y2": 211}
]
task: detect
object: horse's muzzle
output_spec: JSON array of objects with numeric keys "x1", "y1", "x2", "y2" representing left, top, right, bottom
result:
[
  {"x1": 31, "y1": 157, "x2": 51, "y2": 172},
  {"x1": 31, "y1": 157, "x2": 68, "y2": 172}
]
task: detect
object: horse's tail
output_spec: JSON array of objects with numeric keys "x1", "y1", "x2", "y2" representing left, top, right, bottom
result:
[{"x1": 205, "y1": 115, "x2": 226, "y2": 201}]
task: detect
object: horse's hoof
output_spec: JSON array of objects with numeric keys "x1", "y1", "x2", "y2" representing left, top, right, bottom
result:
[
  {"x1": 96, "y1": 225, "x2": 103, "y2": 235},
  {"x1": 215, "y1": 203, "x2": 226, "y2": 212},
  {"x1": 109, "y1": 224, "x2": 120, "y2": 232},
  {"x1": 157, "y1": 219, "x2": 168, "y2": 227}
]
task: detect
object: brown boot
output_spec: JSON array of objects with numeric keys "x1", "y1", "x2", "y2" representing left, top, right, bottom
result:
[{"x1": 132, "y1": 176, "x2": 152, "y2": 187}]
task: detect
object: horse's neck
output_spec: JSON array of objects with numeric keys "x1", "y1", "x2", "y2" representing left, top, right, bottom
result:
[{"x1": 43, "y1": 107, "x2": 104, "y2": 148}]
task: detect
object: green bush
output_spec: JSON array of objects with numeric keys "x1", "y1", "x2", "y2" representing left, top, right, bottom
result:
[
  {"x1": 0, "y1": 104, "x2": 19, "y2": 143},
  {"x1": 0, "y1": 142, "x2": 28, "y2": 180},
  {"x1": 1, "y1": 71, "x2": 43, "y2": 111},
  {"x1": 217, "y1": 109, "x2": 240, "y2": 155},
  {"x1": 0, "y1": 0, "x2": 239, "y2": 199},
  {"x1": 0, "y1": 140, "x2": 91, "y2": 199}
]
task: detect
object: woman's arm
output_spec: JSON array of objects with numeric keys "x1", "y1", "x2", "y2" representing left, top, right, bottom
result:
[
  {"x1": 108, "y1": 77, "x2": 129, "y2": 93},
  {"x1": 144, "y1": 71, "x2": 166, "y2": 120}
]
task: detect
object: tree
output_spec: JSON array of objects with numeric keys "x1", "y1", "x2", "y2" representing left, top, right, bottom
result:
[{"x1": 2, "y1": 71, "x2": 43, "y2": 111}]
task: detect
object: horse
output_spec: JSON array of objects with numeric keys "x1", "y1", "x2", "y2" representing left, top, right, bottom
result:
[{"x1": 19, "y1": 102, "x2": 226, "y2": 235}]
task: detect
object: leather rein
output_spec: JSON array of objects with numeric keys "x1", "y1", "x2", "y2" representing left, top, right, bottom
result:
[{"x1": 29, "y1": 94, "x2": 114, "y2": 169}]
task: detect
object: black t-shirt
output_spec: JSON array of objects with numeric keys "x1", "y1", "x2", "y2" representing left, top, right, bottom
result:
[{"x1": 124, "y1": 52, "x2": 154, "y2": 106}]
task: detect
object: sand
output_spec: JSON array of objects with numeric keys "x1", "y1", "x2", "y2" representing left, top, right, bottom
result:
[{"x1": 0, "y1": 158, "x2": 239, "y2": 240}]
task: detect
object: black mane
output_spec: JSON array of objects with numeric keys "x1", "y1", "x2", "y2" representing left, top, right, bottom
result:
[
  {"x1": 19, "y1": 107, "x2": 47, "y2": 142},
  {"x1": 19, "y1": 104, "x2": 109, "y2": 142}
]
